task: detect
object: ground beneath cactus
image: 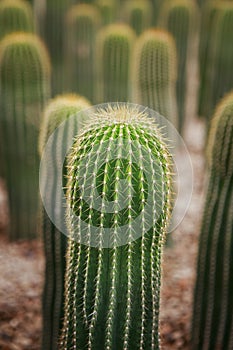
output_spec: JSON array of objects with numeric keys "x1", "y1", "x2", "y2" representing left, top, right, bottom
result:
[{"x1": 0, "y1": 114, "x2": 207, "y2": 349}]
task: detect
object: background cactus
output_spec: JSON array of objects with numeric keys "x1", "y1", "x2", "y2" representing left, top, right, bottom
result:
[
  {"x1": 39, "y1": 94, "x2": 90, "y2": 350},
  {"x1": 60, "y1": 103, "x2": 173, "y2": 349},
  {"x1": 0, "y1": 0, "x2": 34, "y2": 40},
  {"x1": 198, "y1": 1, "x2": 233, "y2": 119},
  {"x1": 121, "y1": 0, "x2": 153, "y2": 36},
  {"x1": 95, "y1": 0, "x2": 117, "y2": 26},
  {"x1": 95, "y1": 24, "x2": 135, "y2": 103},
  {"x1": 0, "y1": 32, "x2": 50, "y2": 240},
  {"x1": 192, "y1": 92, "x2": 233, "y2": 349},
  {"x1": 158, "y1": 0, "x2": 198, "y2": 134},
  {"x1": 132, "y1": 29, "x2": 178, "y2": 130},
  {"x1": 64, "y1": 4, "x2": 101, "y2": 103}
]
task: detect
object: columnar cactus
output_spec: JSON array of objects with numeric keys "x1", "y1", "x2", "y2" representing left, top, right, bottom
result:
[
  {"x1": 121, "y1": 0, "x2": 153, "y2": 36},
  {"x1": 95, "y1": 0, "x2": 117, "y2": 25},
  {"x1": 39, "y1": 94, "x2": 90, "y2": 350},
  {"x1": 95, "y1": 24, "x2": 135, "y2": 103},
  {"x1": 198, "y1": 2, "x2": 233, "y2": 119},
  {"x1": 65, "y1": 4, "x2": 101, "y2": 102},
  {"x1": 0, "y1": 32, "x2": 50, "y2": 240},
  {"x1": 0, "y1": 0, "x2": 34, "y2": 40},
  {"x1": 158, "y1": 0, "x2": 198, "y2": 133},
  {"x1": 151, "y1": 0, "x2": 163, "y2": 24},
  {"x1": 192, "y1": 92, "x2": 233, "y2": 349},
  {"x1": 132, "y1": 29, "x2": 178, "y2": 129},
  {"x1": 60, "y1": 103, "x2": 173, "y2": 349}
]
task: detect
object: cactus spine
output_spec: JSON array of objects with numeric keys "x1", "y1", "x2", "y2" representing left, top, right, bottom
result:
[
  {"x1": 95, "y1": 24, "x2": 135, "y2": 103},
  {"x1": 0, "y1": 0, "x2": 34, "y2": 40},
  {"x1": 0, "y1": 33, "x2": 50, "y2": 240},
  {"x1": 198, "y1": 2, "x2": 233, "y2": 119},
  {"x1": 121, "y1": 0, "x2": 153, "y2": 36},
  {"x1": 65, "y1": 4, "x2": 101, "y2": 102},
  {"x1": 39, "y1": 94, "x2": 90, "y2": 350},
  {"x1": 60, "y1": 103, "x2": 173, "y2": 349},
  {"x1": 132, "y1": 29, "x2": 178, "y2": 129},
  {"x1": 192, "y1": 92, "x2": 233, "y2": 349},
  {"x1": 158, "y1": 0, "x2": 198, "y2": 134}
]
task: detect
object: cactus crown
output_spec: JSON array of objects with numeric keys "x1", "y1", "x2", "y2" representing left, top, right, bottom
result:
[
  {"x1": 0, "y1": 0, "x2": 34, "y2": 39},
  {"x1": 207, "y1": 92, "x2": 233, "y2": 178},
  {"x1": 0, "y1": 32, "x2": 50, "y2": 92}
]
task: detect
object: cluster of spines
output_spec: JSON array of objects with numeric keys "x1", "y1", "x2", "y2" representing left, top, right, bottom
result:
[
  {"x1": 0, "y1": 32, "x2": 51, "y2": 240},
  {"x1": 60, "y1": 104, "x2": 173, "y2": 349},
  {"x1": 65, "y1": 4, "x2": 101, "y2": 102},
  {"x1": 39, "y1": 94, "x2": 90, "y2": 350},
  {"x1": 132, "y1": 29, "x2": 178, "y2": 129},
  {"x1": 158, "y1": 0, "x2": 198, "y2": 133},
  {"x1": 0, "y1": 0, "x2": 34, "y2": 40},
  {"x1": 192, "y1": 92, "x2": 233, "y2": 349},
  {"x1": 95, "y1": 24, "x2": 136, "y2": 103}
]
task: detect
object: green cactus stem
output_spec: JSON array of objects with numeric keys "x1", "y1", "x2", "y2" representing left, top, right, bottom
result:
[
  {"x1": 121, "y1": 0, "x2": 153, "y2": 36},
  {"x1": 158, "y1": 0, "x2": 198, "y2": 134},
  {"x1": 95, "y1": 24, "x2": 136, "y2": 103},
  {"x1": 192, "y1": 92, "x2": 233, "y2": 349},
  {"x1": 132, "y1": 29, "x2": 178, "y2": 130},
  {"x1": 64, "y1": 4, "x2": 101, "y2": 102},
  {"x1": 0, "y1": 0, "x2": 34, "y2": 40},
  {"x1": 39, "y1": 94, "x2": 90, "y2": 350},
  {"x1": 0, "y1": 32, "x2": 50, "y2": 240},
  {"x1": 60, "y1": 103, "x2": 173, "y2": 349},
  {"x1": 95, "y1": 0, "x2": 117, "y2": 25}
]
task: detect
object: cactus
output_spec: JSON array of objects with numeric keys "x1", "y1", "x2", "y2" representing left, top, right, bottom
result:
[
  {"x1": 121, "y1": 0, "x2": 153, "y2": 36},
  {"x1": 132, "y1": 29, "x2": 178, "y2": 130},
  {"x1": 95, "y1": 24, "x2": 135, "y2": 103},
  {"x1": 0, "y1": 0, "x2": 34, "y2": 40},
  {"x1": 39, "y1": 94, "x2": 90, "y2": 350},
  {"x1": 192, "y1": 92, "x2": 233, "y2": 349},
  {"x1": 95, "y1": 0, "x2": 117, "y2": 25},
  {"x1": 0, "y1": 32, "x2": 50, "y2": 240},
  {"x1": 59, "y1": 103, "x2": 173, "y2": 349},
  {"x1": 198, "y1": 2, "x2": 233, "y2": 119},
  {"x1": 151, "y1": 0, "x2": 163, "y2": 24},
  {"x1": 64, "y1": 4, "x2": 101, "y2": 103},
  {"x1": 158, "y1": 0, "x2": 198, "y2": 134}
]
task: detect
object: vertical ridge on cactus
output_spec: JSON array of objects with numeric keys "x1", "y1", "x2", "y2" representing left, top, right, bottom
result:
[
  {"x1": 64, "y1": 4, "x2": 101, "y2": 103},
  {"x1": 39, "y1": 94, "x2": 90, "y2": 350},
  {"x1": 0, "y1": 0, "x2": 34, "y2": 40},
  {"x1": 95, "y1": 24, "x2": 136, "y2": 103},
  {"x1": 158, "y1": 0, "x2": 198, "y2": 134},
  {"x1": 192, "y1": 92, "x2": 233, "y2": 349},
  {"x1": 0, "y1": 32, "x2": 50, "y2": 240},
  {"x1": 60, "y1": 103, "x2": 173, "y2": 349},
  {"x1": 132, "y1": 29, "x2": 178, "y2": 130}
]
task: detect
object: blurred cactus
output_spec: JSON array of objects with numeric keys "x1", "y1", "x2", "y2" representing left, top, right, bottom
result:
[
  {"x1": 132, "y1": 29, "x2": 178, "y2": 129},
  {"x1": 152, "y1": 0, "x2": 163, "y2": 24},
  {"x1": 158, "y1": 0, "x2": 198, "y2": 134},
  {"x1": 198, "y1": 2, "x2": 233, "y2": 119},
  {"x1": 121, "y1": 0, "x2": 153, "y2": 36},
  {"x1": 0, "y1": 0, "x2": 34, "y2": 40},
  {"x1": 60, "y1": 103, "x2": 173, "y2": 349},
  {"x1": 0, "y1": 32, "x2": 50, "y2": 240},
  {"x1": 95, "y1": 24, "x2": 135, "y2": 103},
  {"x1": 95, "y1": 0, "x2": 116, "y2": 25},
  {"x1": 65, "y1": 4, "x2": 101, "y2": 102},
  {"x1": 192, "y1": 92, "x2": 233, "y2": 349},
  {"x1": 39, "y1": 94, "x2": 90, "y2": 350}
]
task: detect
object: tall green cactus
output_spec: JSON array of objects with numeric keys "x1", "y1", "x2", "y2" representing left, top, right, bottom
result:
[
  {"x1": 65, "y1": 4, "x2": 101, "y2": 102},
  {"x1": 198, "y1": 1, "x2": 233, "y2": 119},
  {"x1": 0, "y1": 0, "x2": 34, "y2": 40},
  {"x1": 121, "y1": 0, "x2": 153, "y2": 36},
  {"x1": 60, "y1": 103, "x2": 173, "y2": 349},
  {"x1": 95, "y1": 0, "x2": 117, "y2": 25},
  {"x1": 192, "y1": 92, "x2": 233, "y2": 349},
  {"x1": 0, "y1": 32, "x2": 50, "y2": 240},
  {"x1": 158, "y1": 0, "x2": 198, "y2": 134},
  {"x1": 95, "y1": 24, "x2": 135, "y2": 103},
  {"x1": 39, "y1": 94, "x2": 90, "y2": 350},
  {"x1": 132, "y1": 29, "x2": 178, "y2": 129}
]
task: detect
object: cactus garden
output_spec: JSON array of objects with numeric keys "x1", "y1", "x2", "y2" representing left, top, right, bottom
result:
[{"x1": 0, "y1": 1, "x2": 233, "y2": 350}]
